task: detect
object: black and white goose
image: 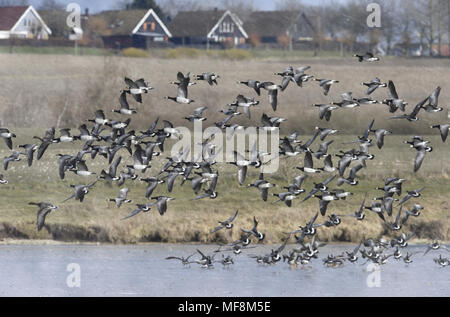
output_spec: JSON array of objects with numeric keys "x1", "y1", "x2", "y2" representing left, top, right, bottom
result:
[
  {"x1": 100, "y1": 156, "x2": 122, "y2": 181},
  {"x1": 184, "y1": 106, "x2": 208, "y2": 122},
  {"x1": 234, "y1": 94, "x2": 259, "y2": 119},
  {"x1": 397, "y1": 187, "x2": 424, "y2": 206},
  {"x1": 389, "y1": 96, "x2": 427, "y2": 122},
  {"x1": 229, "y1": 151, "x2": 257, "y2": 185},
  {"x1": 313, "y1": 104, "x2": 339, "y2": 121},
  {"x1": 272, "y1": 191, "x2": 298, "y2": 207},
  {"x1": 88, "y1": 110, "x2": 109, "y2": 125},
  {"x1": 430, "y1": 124, "x2": 450, "y2": 142},
  {"x1": 63, "y1": 181, "x2": 97, "y2": 203},
  {"x1": 370, "y1": 128, "x2": 392, "y2": 149},
  {"x1": 248, "y1": 173, "x2": 275, "y2": 202},
  {"x1": 332, "y1": 92, "x2": 360, "y2": 109},
  {"x1": 283, "y1": 175, "x2": 307, "y2": 195},
  {"x1": 237, "y1": 79, "x2": 261, "y2": 96},
  {"x1": 166, "y1": 71, "x2": 195, "y2": 104},
  {"x1": 3, "y1": 151, "x2": 22, "y2": 171},
  {"x1": 315, "y1": 127, "x2": 338, "y2": 141},
  {"x1": 422, "y1": 86, "x2": 444, "y2": 113},
  {"x1": 195, "y1": 72, "x2": 219, "y2": 85},
  {"x1": 109, "y1": 188, "x2": 132, "y2": 208},
  {"x1": 296, "y1": 151, "x2": 323, "y2": 174},
  {"x1": 261, "y1": 113, "x2": 286, "y2": 131},
  {"x1": 124, "y1": 77, "x2": 153, "y2": 103},
  {"x1": 361, "y1": 77, "x2": 387, "y2": 95},
  {"x1": 29, "y1": 202, "x2": 58, "y2": 231},
  {"x1": 140, "y1": 177, "x2": 164, "y2": 199},
  {"x1": 241, "y1": 216, "x2": 265, "y2": 242},
  {"x1": 315, "y1": 78, "x2": 339, "y2": 96},
  {"x1": 70, "y1": 160, "x2": 96, "y2": 177},
  {"x1": 339, "y1": 196, "x2": 366, "y2": 221},
  {"x1": 0, "y1": 128, "x2": 16, "y2": 150},
  {"x1": 382, "y1": 80, "x2": 408, "y2": 113},
  {"x1": 353, "y1": 52, "x2": 380, "y2": 62},
  {"x1": 0, "y1": 174, "x2": 7, "y2": 184},
  {"x1": 423, "y1": 241, "x2": 450, "y2": 256},
  {"x1": 151, "y1": 196, "x2": 175, "y2": 215},
  {"x1": 312, "y1": 192, "x2": 339, "y2": 216},
  {"x1": 18, "y1": 144, "x2": 39, "y2": 167},
  {"x1": 122, "y1": 203, "x2": 155, "y2": 220},
  {"x1": 211, "y1": 210, "x2": 239, "y2": 233},
  {"x1": 303, "y1": 175, "x2": 336, "y2": 201},
  {"x1": 259, "y1": 82, "x2": 280, "y2": 111},
  {"x1": 113, "y1": 91, "x2": 137, "y2": 115},
  {"x1": 292, "y1": 66, "x2": 313, "y2": 87}
]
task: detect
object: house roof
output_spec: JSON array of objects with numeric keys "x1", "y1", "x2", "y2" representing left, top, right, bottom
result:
[
  {"x1": 92, "y1": 9, "x2": 171, "y2": 37},
  {"x1": 38, "y1": 9, "x2": 75, "y2": 36},
  {"x1": 94, "y1": 9, "x2": 149, "y2": 36},
  {"x1": 0, "y1": 6, "x2": 29, "y2": 31},
  {"x1": 244, "y1": 11, "x2": 313, "y2": 38},
  {"x1": 169, "y1": 10, "x2": 226, "y2": 38}
]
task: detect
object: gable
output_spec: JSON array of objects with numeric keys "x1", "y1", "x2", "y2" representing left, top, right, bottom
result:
[
  {"x1": 207, "y1": 11, "x2": 248, "y2": 39},
  {"x1": 132, "y1": 9, "x2": 171, "y2": 37}
]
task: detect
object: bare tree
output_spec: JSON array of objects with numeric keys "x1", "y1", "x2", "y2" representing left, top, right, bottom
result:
[
  {"x1": 0, "y1": 0, "x2": 28, "y2": 5},
  {"x1": 39, "y1": 0, "x2": 64, "y2": 10},
  {"x1": 275, "y1": 0, "x2": 303, "y2": 11},
  {"x1": 158, "y1": 0, "x2": 204, "y2": 18}
]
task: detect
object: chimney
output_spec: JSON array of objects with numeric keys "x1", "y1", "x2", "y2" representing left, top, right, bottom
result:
[{"x1": 85, "y1": 8, "x2": 89, "y2": 17}]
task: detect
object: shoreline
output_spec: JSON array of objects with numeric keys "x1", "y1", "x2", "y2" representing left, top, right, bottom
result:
[{"x1": 0, "y1": 238, "x2": 446, "y2": 246}]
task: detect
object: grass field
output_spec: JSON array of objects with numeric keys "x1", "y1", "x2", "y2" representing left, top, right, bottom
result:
[
  {"x1": 0, "y1": 53, "x2": 449, "y2": 244},
  {"x1": 0, "y1": 130, "x2": 448, "y2": 244}
]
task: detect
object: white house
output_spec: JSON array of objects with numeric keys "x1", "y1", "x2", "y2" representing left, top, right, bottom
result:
[{"x1": 0, "y1": 5, "x2": 52, "y2": 40}]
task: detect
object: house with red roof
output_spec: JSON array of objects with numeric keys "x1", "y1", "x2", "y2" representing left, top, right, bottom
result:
[{"x1": 0, "y1": 5, "x2": 52, "y2": 40}]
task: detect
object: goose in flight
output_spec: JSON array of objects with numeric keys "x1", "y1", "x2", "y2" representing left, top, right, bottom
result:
[
  {"x1": 166, "y1": 71, "x2": 195, "y2": 104},
  {"x1": 0, "y1": 128, "x2": 16, "y2": 150},
  {"x1": 109, "y1": 188, "x2": 132, "y2": 208},
  {"x1": 361, "y1": 77, "x2": 387, "y2": 95},
  {"x1": 211, "y1": 210, "x2": 239, "y2": 233},
  {"x1": 353, "y1": 52, "x2": 380, "y2": 62},
  {"x1": 113, "y1": 91, "x2": 137, "y2": 115},
  {"x1": 314, "y1": 78, "x2": 339, "y2": 96},
  {"x1": 382, "y1": 80, "x2": 408, "y2": 113},
  {"x1": 29, "y1": 202, "x2": 59, "y2": 231}
]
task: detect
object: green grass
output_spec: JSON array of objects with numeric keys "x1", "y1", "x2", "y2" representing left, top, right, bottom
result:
[
  {"x1": 0, "y1": 45, "x2": 113, "y2": 56},
  {"x1": 0, "y1": 45, "x2": 346, "y2": 60}
]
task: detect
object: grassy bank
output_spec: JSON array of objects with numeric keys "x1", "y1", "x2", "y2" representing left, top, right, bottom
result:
[{"x1": 0, "y1": 130, "x2": 448, "y2": 244}]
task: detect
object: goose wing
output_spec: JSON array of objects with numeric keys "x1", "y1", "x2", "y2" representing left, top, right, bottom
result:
[
  {"x1": 388, "y1": 80, "x2": 399, "y2": 99},
  {"x1": 119, "y1": 91, "x2": 130, "y2": 110},
  {"x1": 124, "y1": 77, "x2": 138, "y2": 89},
  {"x1": 414, "y1": 150, "x2": 426, "y2": 173}
]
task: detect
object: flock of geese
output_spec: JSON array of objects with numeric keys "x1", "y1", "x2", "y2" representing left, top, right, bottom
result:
[{"x1": 0, "y1": 52, "x2": 449, "y2": 269}]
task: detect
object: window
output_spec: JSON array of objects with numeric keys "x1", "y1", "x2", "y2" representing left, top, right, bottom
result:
[
  {"x1": 23, "y1": 19, "x2": 27, "y2": 26},
  {"x1": 143, "y1": 22, "x2": 148, "y2": 31},
  {"x1": 151, "y1": 22, "x2": 156, "y2": 31}
]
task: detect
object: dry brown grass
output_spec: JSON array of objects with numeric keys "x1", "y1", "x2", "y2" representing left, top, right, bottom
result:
[{"x1": 0, "y1": 54, "x2": 449, "y2": 133}]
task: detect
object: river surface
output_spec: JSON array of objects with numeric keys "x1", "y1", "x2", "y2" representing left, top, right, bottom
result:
[{"x1": 0, "y1": 244, "x2": 448, "y2": 297}]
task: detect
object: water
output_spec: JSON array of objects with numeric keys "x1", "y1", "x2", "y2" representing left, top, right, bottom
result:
[{"x1": 0, "y1": 244, "x2": 448, "y2": 297}]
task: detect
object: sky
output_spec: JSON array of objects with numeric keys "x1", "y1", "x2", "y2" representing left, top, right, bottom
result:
[{"x1": 27, "y1": 0, "x2": 349, "y2": 13}]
